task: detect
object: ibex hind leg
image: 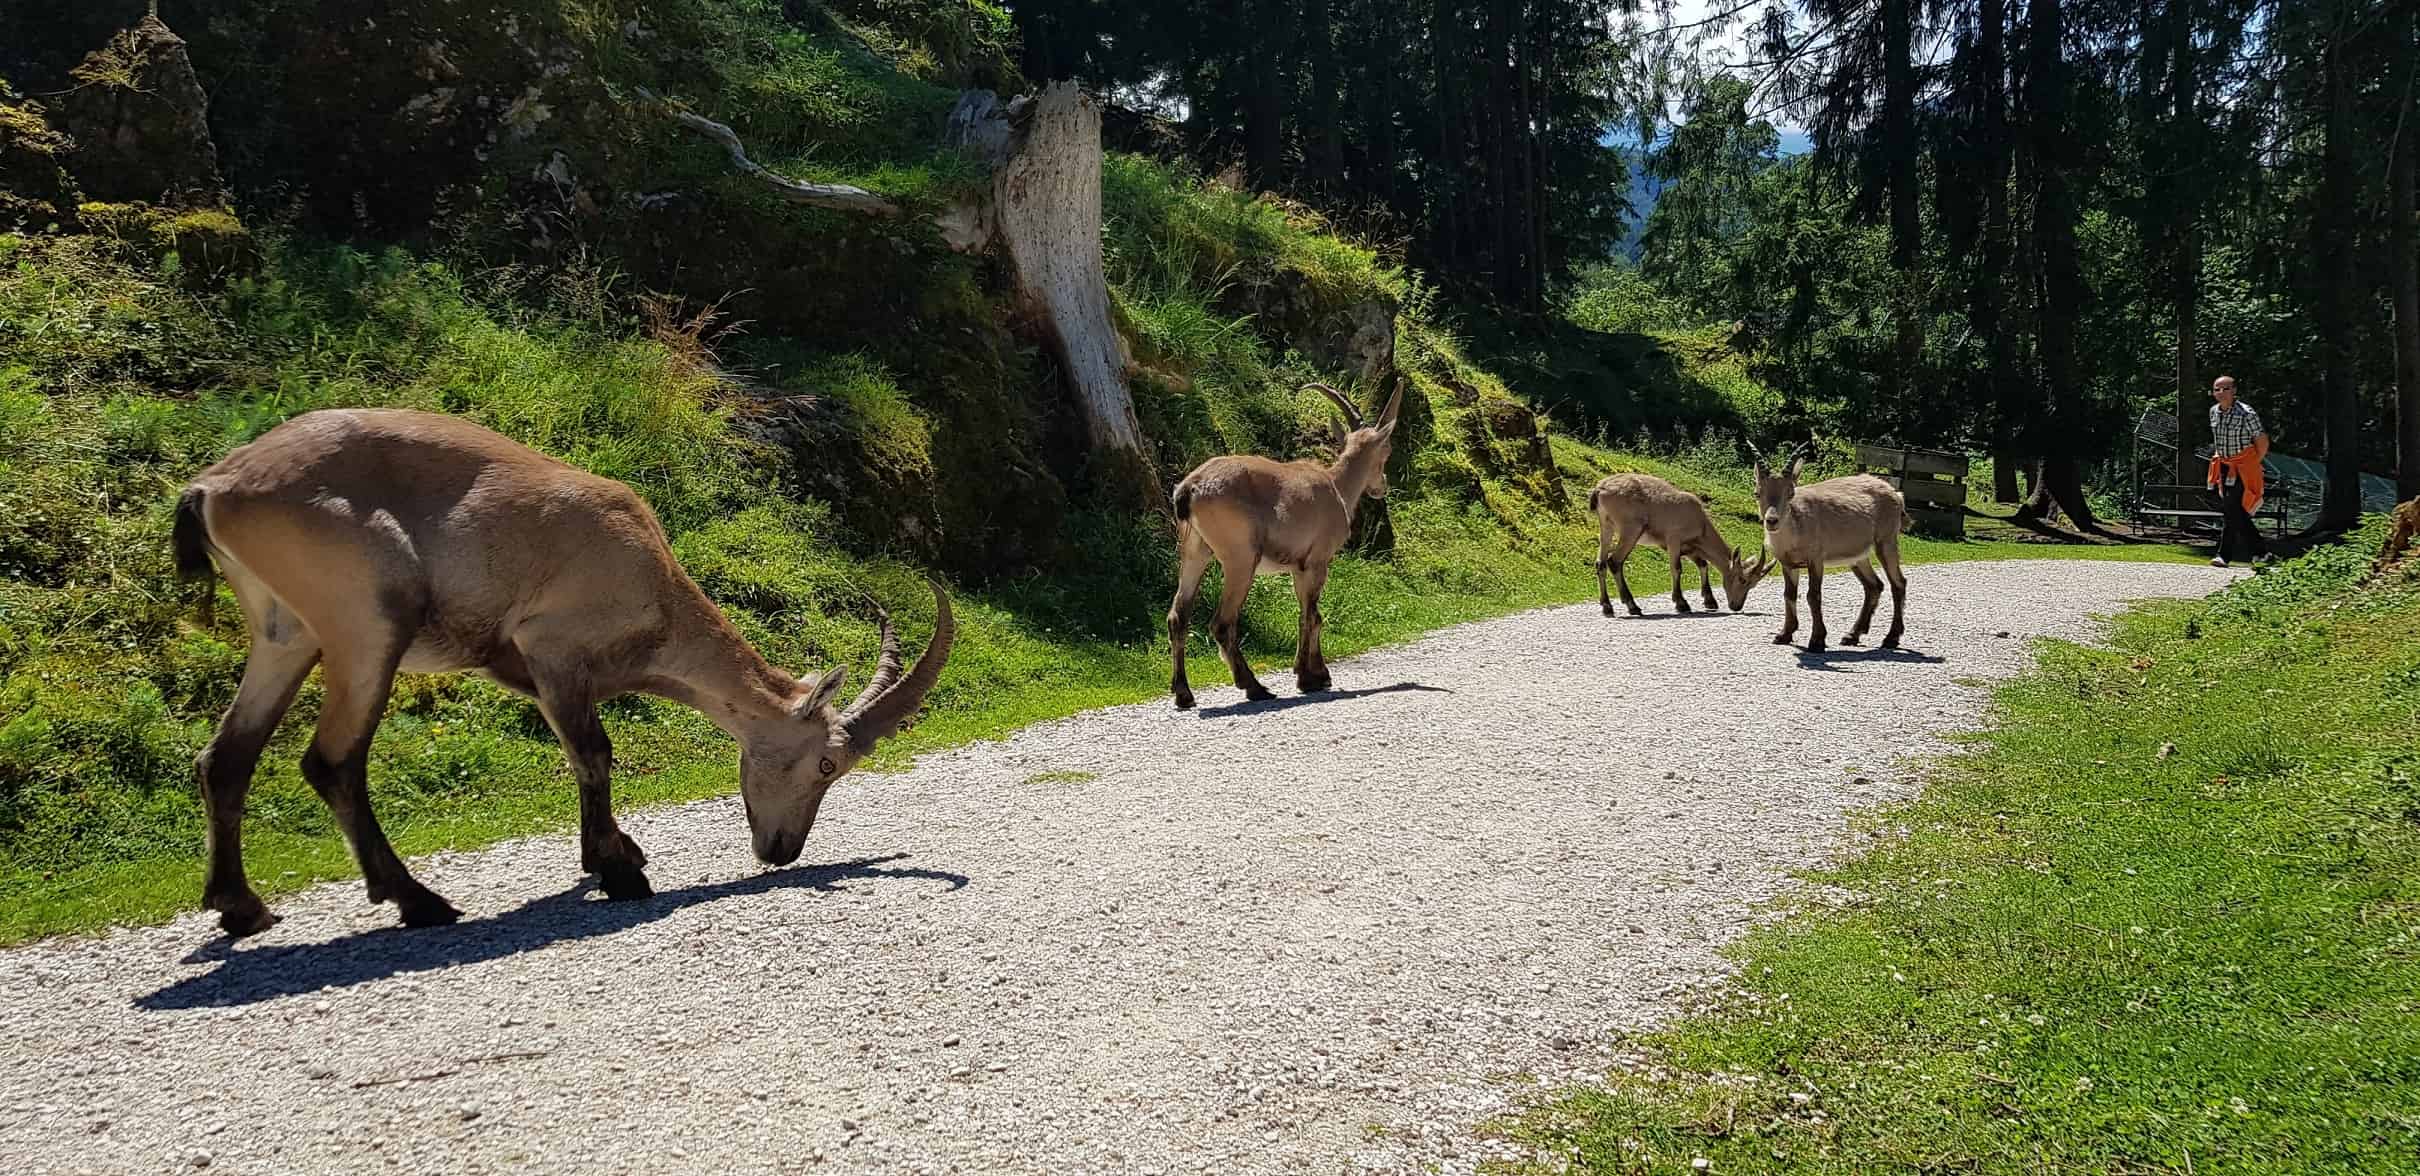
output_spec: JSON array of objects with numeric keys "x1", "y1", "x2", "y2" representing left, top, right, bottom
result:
[
  {"x1": 1167, "y1": 529, "x2": 1213, "y2": 709},
  {"x1": 197, "y1": 628, "x2": 319, "y2": 937},
  {"x1": 1208, "y1": 554, "x2": 1273, "y2": 702},
  {"x1": 304, "y1": 633, "x2": 460, "y2": 928},
  {"x1": 1877, "y1": 533, "x2": 1909, "y2": 649},
  {"x1": 1606, "y1": 531, "x2": 1645, "y2": 617},
  {"x1": 1842, "y1": 559, "x2": 1883, "y2": 645}
]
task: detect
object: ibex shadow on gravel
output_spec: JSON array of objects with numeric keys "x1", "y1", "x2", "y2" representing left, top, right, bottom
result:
[
  {"x1": 174, "y1": 409, "x2": 952, "y2": 936},
  {"x1": 1165, "y1": 381, "x2": 1404, "y2": 708}
]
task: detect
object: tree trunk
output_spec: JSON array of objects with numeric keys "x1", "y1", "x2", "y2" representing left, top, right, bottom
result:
[
  {"x1": 1884, "y1": 0, "x2": 1922, "y2": 401},
  {"x1": 1303, "y1": 0, "x2": 1343, "y2": 189},
  {"x1": 2317, "y1": 6, "x2": 2362, "y2": 530},
  {"x1": 947, "y1": 86, "x2": 1155, "y2": 496},
  {"x1": 1241, "y1": 1, "x2": 1296, "y2": 190},
  {"x1": 2394, "y1": 5, "x2": 2420, "y2": 503},
  {"x1": 1973, "y1": 0, "x2": 2018, "y2": 494},
  {"x1": 1992, "y1": 441, "x2": 2021, "y2": 502},
  {"x1": 2169, "y1": 0, "x2": 2206, "y2": 486},
  {"x1": 2015, "y1": 0, "x2": 2098, "y2": 529}
]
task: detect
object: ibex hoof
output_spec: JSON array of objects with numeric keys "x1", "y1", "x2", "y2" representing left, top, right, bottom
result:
[
  {"x1": 1297, "y1": 675, "x2": 1332, "y2": 694},
  {"x1": 1675, "y1": 601, "x2": 1692, "y2": 614},
  {"x1": 597, "y1": 864, "x2": 654, "y2": 901},
  {"x1": 1772, "y1": 633, "x2": 1794, "y2": 645},
  {"x1": 1805, "y1": 638, "x2": 1828, "y2": 653},
  {"x1": 1173, "y1": 692, "x2": 1195, "y2": 710},
  {"x1": 1626, "y1": 606, "x2": 1644, "y2": 618},
  {"x1": 396, "y1": 891, "x2": 463, "y2": 928},
  {"x1": 1841, "y1": 633, "x2": 1862, "y2": 646},
  {"x1": 1600, "y1": 603, "x2": 1615, "y2": 617},
  {"x1": 1881, "y1": 635, "x2": 1902, "y2": 650},
  {"x1": 584, "y1": 831, "x2": 649, "y2": 874},
  {"x1": 209, "y1": 894, "x2": 280, "y2": 938},
  {"x1": 1243, "y1": 686, "x2": 1276, "y2": 702}
]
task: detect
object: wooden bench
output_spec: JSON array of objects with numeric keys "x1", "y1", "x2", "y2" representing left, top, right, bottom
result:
[
  {"x1": 2132, "y1": 481, "x2": 2290, "y2": 537},
  {"x1": 1856, "y1": 443, "x2": 1969, "y2": 538}
]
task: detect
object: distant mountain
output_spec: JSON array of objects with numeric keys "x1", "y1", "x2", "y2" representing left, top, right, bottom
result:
[{"x1": 1606, "y1": 128, "x2": 1813, "y2": 262}]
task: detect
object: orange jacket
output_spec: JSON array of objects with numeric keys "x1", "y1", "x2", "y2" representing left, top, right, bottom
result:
[{"x1": 2209, "y1": 445, "x2": 2265, "y2": 515}]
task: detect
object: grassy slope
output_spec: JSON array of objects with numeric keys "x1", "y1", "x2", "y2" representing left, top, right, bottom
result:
[
  {"x1": 0, "y1": 0, "x2": 2202, "y2": 942},
  {"x1": 1502, "y1": 520, "x2": 2420, "y2": 1173}
]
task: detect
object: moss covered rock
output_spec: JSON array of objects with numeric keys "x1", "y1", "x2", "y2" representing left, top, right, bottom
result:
[
  {"x1": 0, "y1": 85, "x2": 80, "y2": 231},
  {"x1": 78, "y1": 201, "x2": 259, "y2": 287},
  {"x1": 59, "y1": 15, "x2": 226, "y2": 205}
]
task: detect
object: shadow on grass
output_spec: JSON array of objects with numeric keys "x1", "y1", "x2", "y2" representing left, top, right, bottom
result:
[
  {"x1": 137, "y1": 853, "x2": 967, "y2": 1011},
  {"x1": 1193, "y1": 680, "x2": 1451, "y2": 718}
]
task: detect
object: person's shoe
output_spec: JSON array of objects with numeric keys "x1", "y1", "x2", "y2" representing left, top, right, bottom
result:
[{"x1": 2211, "y1": 556, "x2": 2229, "y2": 568}]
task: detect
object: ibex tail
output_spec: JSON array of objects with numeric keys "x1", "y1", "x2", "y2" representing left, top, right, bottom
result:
[{"x1": 172, "y1": 486, "x2": 217, "y2": 624}]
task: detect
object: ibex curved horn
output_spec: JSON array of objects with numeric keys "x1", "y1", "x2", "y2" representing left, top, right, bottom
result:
[
  {"x1": 840, "y1": 579, "x2": 954, "y2": 754},
  {"x1": 1303, "y1": 382, "x2": 1364, "y2": 431},
  {"x1": 841, "y1": 602, "x2": 905, "y2": 718}
]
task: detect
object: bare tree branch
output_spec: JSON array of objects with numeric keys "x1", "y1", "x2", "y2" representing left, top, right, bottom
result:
[{"x1": 665, "y1": 108, "x2": 899, "y2": 217}]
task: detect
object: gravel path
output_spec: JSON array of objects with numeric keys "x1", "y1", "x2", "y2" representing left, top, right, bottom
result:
[{"x1": 0, "y1": 560, "x2": 2231, "y2": 1176}]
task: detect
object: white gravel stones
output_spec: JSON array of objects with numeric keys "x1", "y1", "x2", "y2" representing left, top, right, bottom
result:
[{"x1": 0, "y1": 560, "x2": 2230, "y2": 1174}]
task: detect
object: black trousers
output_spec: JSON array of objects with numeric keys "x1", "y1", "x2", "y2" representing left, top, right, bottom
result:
[{"x1": 2215, "y1": 478, "x2": 2267, "y2": 561}]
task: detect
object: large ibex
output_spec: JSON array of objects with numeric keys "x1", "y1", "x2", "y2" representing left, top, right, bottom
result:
[
  {"x1": 1165, "y1": 380, "x2": 1404, "y2": 708},
  {"x1": 173, "y1": 409, "x2": 952, "y2": 935},
  {"x1": 1588, "y1": 472, "x2": 1773, "y2": 616},
  {"x1": 1750, "y1": 440, "x2": 1909, "y2": 651}
]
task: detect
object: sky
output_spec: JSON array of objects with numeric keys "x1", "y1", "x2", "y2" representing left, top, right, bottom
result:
[{"x1": 1652, "y1": 0, "x2": 1814, "y2": 153}]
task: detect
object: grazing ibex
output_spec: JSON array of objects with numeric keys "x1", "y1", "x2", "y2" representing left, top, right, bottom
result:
[
  {"x1": 1588, "y1": 472, "x2": 1773, "y2": 616},
  {"x1": 1750, "y1": 442, "x2": 1909, "y2": 651},
  {"x1": 1166, "y1": 380, "x2": 1404, "y2": 708},
  {"x1": 173, "y1": 408, "x2": 953, "y2": 936}
]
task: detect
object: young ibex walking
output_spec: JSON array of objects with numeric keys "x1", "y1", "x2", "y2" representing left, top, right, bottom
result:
[
  {"x1": 1751, "y1": 442, "x2": 1909, "y2": 651},
  {"x1": 174, "y1": 408, "x2": 953, "y2": 936},
  {"x1": 1588, "y1": 472, "x2": 1773, "y2": 615},
  {"x1": 1166, "y1": 380, "x2": 1404, "y2": 708}
]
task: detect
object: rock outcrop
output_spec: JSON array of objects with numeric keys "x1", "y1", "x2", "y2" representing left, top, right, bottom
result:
[{"x1": 58, "y1": 14, "x2": 225, "y2": 206}]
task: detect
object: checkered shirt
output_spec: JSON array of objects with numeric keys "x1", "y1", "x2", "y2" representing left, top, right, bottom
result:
[{"x1": 2209, "y1": 400, "x2": 2264, "y2": 456}]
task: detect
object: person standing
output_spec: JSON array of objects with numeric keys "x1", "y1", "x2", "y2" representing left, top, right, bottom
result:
[{"x1": 2206, "y1": 374, "x2": 2269, "y2": 567}]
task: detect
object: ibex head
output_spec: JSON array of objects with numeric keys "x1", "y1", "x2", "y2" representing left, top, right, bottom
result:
[
  {"x1": 1748, "y1": 439, "x2": 1808, "y2": 533},
  {"x1": 1718, "y1": 545, "x2": 1777, "y2": 611},
  {"x1": 1307, "y1": 379, "x2": 1407, "y2": 498},
  {"x1": 739, "y1": 581, "x2": 954, "y2": 866}
]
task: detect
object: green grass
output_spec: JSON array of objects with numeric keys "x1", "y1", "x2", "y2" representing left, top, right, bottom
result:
[{"x1": 1498, "y1": 518, "x2": 2420, "y2": 1174}]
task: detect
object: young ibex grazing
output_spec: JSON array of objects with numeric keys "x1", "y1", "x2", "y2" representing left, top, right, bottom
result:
[
  {"x1": 1166, "y1": 380, "x2": 1404, "y2": 708},
  {"x1": 1588, "y1": 472, "x2": 1773, "y2": 616},
  {"x1": 1751, "y1": 442, "x2": 1909, "y2": 651},
  {"x1": 174, "y1": 409, "x2": 953, "y2": 936}
]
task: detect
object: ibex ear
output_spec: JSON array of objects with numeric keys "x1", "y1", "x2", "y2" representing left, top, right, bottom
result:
[{"x1": 791, "y1": 667, "x2": 849, "y2": 718}]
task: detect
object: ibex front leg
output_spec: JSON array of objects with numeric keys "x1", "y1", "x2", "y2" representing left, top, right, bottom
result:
[
  {"x1": 531, "y1": 675, "x2": 651, "y2": 899},
  {"x1": 1774, "y1": 565, "x2": 1801, "y2": 646},
  {"x1": 1291, "y1": 562, "x2": 1332, "y2": 693}
]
